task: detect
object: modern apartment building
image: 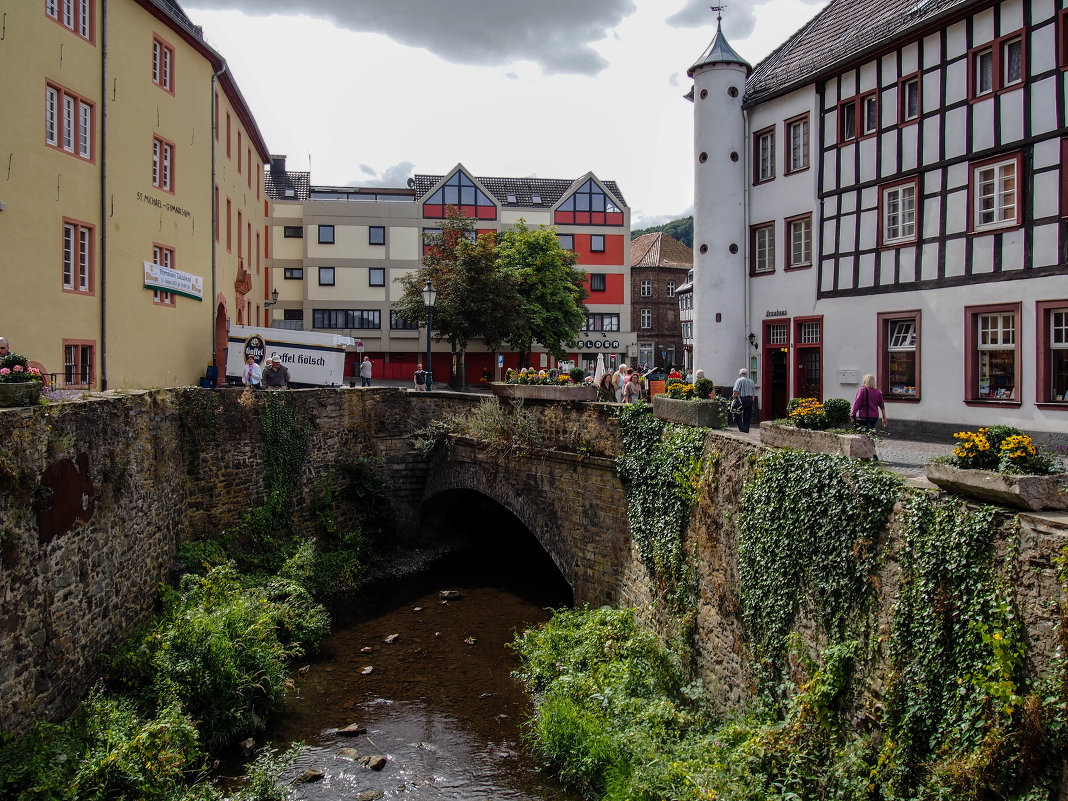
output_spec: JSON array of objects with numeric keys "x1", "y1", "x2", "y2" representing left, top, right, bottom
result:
[
  {"x1": 264, "y1": 160, "x2": 634, "y2": 382},
  {"x1": 630, "y1": 232, "x2": 693, "y2": 370},
  {"x1": 0, "y1": 0, "x2": 269, "y2": 388},
  {"x1": 689, "y1": 0, "x2": 1068, "y2": 432}
]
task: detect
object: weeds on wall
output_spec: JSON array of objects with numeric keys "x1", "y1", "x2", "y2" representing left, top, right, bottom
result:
[
  {"x1": 614, "y1": 403, "x2": 708, "y2": 622},
  {"x1": 737, "y1": 450, "x2": 900, "y2": 691},
  {"x1": 176, "y1": 388, "x2": 223, "y2": 478},
  {"x1": 409, "y1": 397, "x2": 542, "y2": 458}
]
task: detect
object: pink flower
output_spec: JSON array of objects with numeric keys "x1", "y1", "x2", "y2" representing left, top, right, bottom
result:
[
  {"x1": 12, "y1": 365, "x2": 23, "y2": 372},
  {"x1": 0, "y1": 368, "x2": 9, "y2": 376},
  {"x1": 28, "y1": 367, "x2": 41, "y2": 375}
]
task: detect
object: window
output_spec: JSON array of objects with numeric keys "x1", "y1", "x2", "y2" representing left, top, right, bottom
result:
[
  {"x1": 369, "y1": 267, "x2": 385, "y2": 287},
  {"x1": 751, "y1": 223, "x2": 775, "y2": 274},
  {"x1": 226, "y1": 198, "x2": 231, "y2": 251},
  {"x1": 63, "y1": 341, "x2": 94, "y2": 387},
  {"x1": 794, "y1": 317, "x2": 823, "y2": 399},
  {"x1": 558, "y1": 234, "x2": 574, "y2": 250},
  {"x1": 283, "y1": 226, "x2": 303, "y2": 238},
  {"x1": 47, "y1": 0, "x2": 92, "y2": 41},
  {"x1": 878, "y1": 311, "x2": 920, "y2": 399},
  {"x1": 369, "y1": 226, "x2": 385, "y2": 245},
  {"x1": 152, "y1": 136, "x2": 174, "y2": 191},
  {"x1": 839, "y1": 100, "x2": 857, "y2": 142},
  {"x1": 391, "y1": 310, "x2": 420, "y2": 330},
  {"x1": 900, "y1": 75, "x2": 920, "y2": 122},
  {"x1": 965, "y1": 303, "x2": 1021, "y2": 402},
  {"x1": 754, "y1": 126, "x2": 775, "y2": 182},
  {"x1": 861, "y1": 92, "x2": 878, "y2": 136},
  {"x1": 583, "y1": 313, "x2": 620, "y2": 332},
  {"x1": 785, "y1": 114, "x2": 809, "y2": 173},
  {"x1": 151, "y1": 244, "x2": 175, "y2": 306},
  {"x1": 424, "y1": 170, "x2": 497, "y2": 220},
  {"x1": 152, "y1": 37, "x2": 173, "y2": 91},
  {"x1": 62, "y1": 220, "x2": 92, "y2": 294},
  {"x1": 971, "y1": 32, "x2": 1026, "y2": 98},
  {"x1": 318, "y1": 267, "x2": 335, "y2": 286},
  {"x1": 1038, "y1": 302, "x2": 1068, "y2": 404},
  {"x1": 882, "y1": 181, "x2": 918, "y2": 245},
  {"x1": 318, "y1": 225, "x2": 335, "y2": 244},
  {"x1": 226, "y1": 113, "x2": 231, "y2": 159},
  {"x1": 46, "y1": 84, "x2": 93, "y2": 160},
  {"x1": 972, "y1": 155, "x2": 1019, "y2": 231},
  {"x1": 666, "y1": 281, "x2": 675, "y2": 297},
  {"x1": 283, "y1": 268, "x2": 303, "y2": 279},
  {"x1": 283, "y1": 309, "x2": 304, "y2": 322},
  {"x1": 640, "y1": 280, "x2": 652, "y2": 297},
  {"x1": 590, "y1": 273, "x2": 606, "y2": 292},
  {"x1": 641, "y1": 309, "x2": 652, "y2": 329},
  {"x1": 555, "y1": 178, "x2": 621, "y2": 226},
  {"x1": 591, "y1": 234, "x2": 605, "y2": 253},
  {"x1": 313, "y1": 309, "x2": 381, "y2": 329},
  {"x1": 786, "y1": 214, "x2": 812, "y2": 268}
]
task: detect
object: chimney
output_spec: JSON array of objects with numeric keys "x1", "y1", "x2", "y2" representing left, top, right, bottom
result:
[{"x1": 269, "y1": 155, "x2": 287, "y2": 176}]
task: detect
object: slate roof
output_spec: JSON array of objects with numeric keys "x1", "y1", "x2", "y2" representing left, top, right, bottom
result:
[
  {"x1": 630, "y1": 233, "x2": 693, "y2": 268},
  {"x1": 688, "y1": 21, "x2": 752, "y2": 77},
  {"x1": 414, "y1": 174, "x2": 627, "y2": 209},
  {"x1": 265, "y1": 168, "x2": 311, "y2": 201},
  {"x1": 745, "y1": 0, "x2": 976, "y2": 105},
  {"x1": 146, "y1": 0, "x2": 202, "y2": 40}
]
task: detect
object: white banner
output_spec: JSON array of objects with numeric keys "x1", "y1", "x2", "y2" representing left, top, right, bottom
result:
[{"x1": 143, "y1": 261, "x2": 204, "y2": 301}]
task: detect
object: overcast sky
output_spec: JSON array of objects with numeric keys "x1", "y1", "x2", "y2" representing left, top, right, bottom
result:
[{"x1": 185, "y1": 0, "x2": 828, "y2": 228}]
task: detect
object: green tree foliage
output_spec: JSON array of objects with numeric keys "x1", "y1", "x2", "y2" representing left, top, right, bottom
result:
[
  {"x1": 497, "y1": 220, "x2": 588, "y2": 366},
  {"x1": 393, "y1": 207, "x2": 519, "y2": 387},
  {"x1": 631, "y1": 216, "x2": 694, "y2": 249}
]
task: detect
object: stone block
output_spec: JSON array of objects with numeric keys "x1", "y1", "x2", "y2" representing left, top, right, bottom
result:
[
  {"x1": 925, "y1": 463, "x2": 1068, "y2": 511},
  {"x1": 759, "y1": 421, "x2": 875, "y2": 459},
  {"x1": 653, "y1": 396, "x2": 728, "y2": 429}
]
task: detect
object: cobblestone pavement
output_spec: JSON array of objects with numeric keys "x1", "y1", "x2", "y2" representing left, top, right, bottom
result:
[{"x1": 873, "y1": 436, "x2": 955, "y2": 476}]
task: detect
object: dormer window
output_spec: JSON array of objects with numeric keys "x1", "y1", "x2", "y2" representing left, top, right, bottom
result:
[
  {"x1": 532, "y1": 195, "x2": 541, "y2": 204},
  {"x1": 507, "y1": 194, "x2": 517, "y2": 204},
  {"x1": 555, "y1": 179, "x2": 623, "y2": 226},
  {"x1": 423, "y1": 170, "x2": 497, "y2": 220}
]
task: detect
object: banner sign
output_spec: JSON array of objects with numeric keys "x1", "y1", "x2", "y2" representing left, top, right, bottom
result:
[{"x1": 144, "y1": 261, "x2": 204, "y2": 301}]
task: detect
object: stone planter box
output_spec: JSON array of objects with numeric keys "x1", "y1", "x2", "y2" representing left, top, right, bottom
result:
[
  {"x1": 760, "y1": 421, "x2": 876, "y2": 459},
  {"x1": 489, "y1": 383, "x2": 598, "y2": 402},
  {"x1": 924, "y1": 463, "x2": 1068, "y2": 511},
  {"x1": 653, "y1": 395, "x2": 728, "y2": 428},
  {"x1": 0, "y1": 381, "x2": 42, "y2": 408}
]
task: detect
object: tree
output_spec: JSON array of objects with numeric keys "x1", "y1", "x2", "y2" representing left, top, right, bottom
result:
[
  {"x1": 497, "y1": 220, "x2": 589, "y2": 368},
  {"x1": 393, "y1": 208, "x2": 518, "y2": 388}
]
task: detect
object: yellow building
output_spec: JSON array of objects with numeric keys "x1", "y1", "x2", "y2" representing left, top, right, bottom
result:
[{"x1": 0, "y1": 0, "x2": 269, "y2": 388}]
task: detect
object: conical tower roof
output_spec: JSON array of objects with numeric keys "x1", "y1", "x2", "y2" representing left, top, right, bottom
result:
[{"x1": 687, "y1": 20, "x2": 751, "y2": 77}]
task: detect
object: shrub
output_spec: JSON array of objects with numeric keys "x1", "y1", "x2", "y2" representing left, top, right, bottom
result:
[
  {"x1": 787, "y1": 397, "x2": 826, "y2": 429},
  {"x1": 823, "y1": 397, "x2": 851, "y2": 428},
  {"x1": 947, "y1": 426, "x2": 1059, "y2": 475},
  {"x1": 694, "y1": 377, "x2": 715, "y2": 399},
  {"x1": 569, "y1": 367, "x2": 586, "y2": 384}
]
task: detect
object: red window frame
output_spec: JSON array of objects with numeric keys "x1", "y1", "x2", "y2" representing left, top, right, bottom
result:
[
  {"x1": 152, "y1": 134, "x2": 175, "y2": 193},
  {"x1": 969, "y1": 151, "x2": 1023, "y2": 233},
  {"x1": 964, "y1": 301, "x2": 1022, "y2": 406},
  {"x1": 1036, "y1": 299, "x2": 1068, "y2": 409},
  {"x1": 62, "y1": 339, "x2": 96, "y2": 388},
  {"x1": 783, "y1": 113, "x2": 810, "y2": 175},
  {"x1": 45, "y1": 82, "x2": 95, "y2": 162},
  {"x1": 61, "y1": 218, "x2": 95, "y2": 296},
  {"x1": 46, "y1": 0, "x2": 94, "y2": 43},
  {"x1": 877, "y1": 310, "x2": 921, "y2": 401},
  {"x1": 750, "y1": 221, "x2": 776, "y2": 275},
  {"x1": 226, "y1": 198, "x2": 232, "y2": 252},
  {"x1": 152, "y1": 34, "x2": 175, "y2": 94},
  {"x1": 784, "y1": 213, "x2": 812, "y2": 270},
  {"x1": 879, "y1": 177, "x2": 920, "y2": 247},
  {"x1": 968, "y1": 28, "x2": 1027, "y2": 100},
  {"x1": 151, "y1": 243, "x2": 176, "y2": 306},
  {"x1": 793, "y1": 316, "x2": 823, "y2": 401},
  {"x1": 753, "y1": 125, "x2": 775, "y2": 184}
]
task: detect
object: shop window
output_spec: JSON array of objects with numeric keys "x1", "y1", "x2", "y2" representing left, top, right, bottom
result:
[
  {"x1": 1037, "y1": 301, "x2": 1068, "y2": 406},
  {"x1": 965, "y1": 303, "x2": 1021, "y2": 403},
  {"x1": 878, "y1": 311, "x2": 920, "y2": 399}
]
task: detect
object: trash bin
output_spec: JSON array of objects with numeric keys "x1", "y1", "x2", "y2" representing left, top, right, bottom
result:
[{"x1": 199, "y1": 377, "x2": 214, "y2": 388}]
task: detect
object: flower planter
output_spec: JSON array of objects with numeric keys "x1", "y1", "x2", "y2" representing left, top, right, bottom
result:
[
  {"x1": 489, "y1": 383, "x2": 598, "y2": 402},
  {"x1": 0, "y1": 381, "x2": 42, "y2": 408},
  {"x1": 653, "y1": 395, "x2": 728, "y2": 428},
  {"x1": 759, "y1": 420, "x2": 876, "y2": 459},
  {"x1": 924, "y1": 463, "x2": 1068, "y2": 511}
]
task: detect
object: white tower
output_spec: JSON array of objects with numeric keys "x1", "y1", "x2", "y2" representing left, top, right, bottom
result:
[{"x1": 687, "y1": 17, "x2": 751, "y2": 387}]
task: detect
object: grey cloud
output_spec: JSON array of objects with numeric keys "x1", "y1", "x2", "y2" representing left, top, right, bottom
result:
[
  {"x1": 188, "y1": 0, "x2": 637, "y2": 75},
  {"x1": 347, "y1": 161, "x2": 416, "y2": 188}
]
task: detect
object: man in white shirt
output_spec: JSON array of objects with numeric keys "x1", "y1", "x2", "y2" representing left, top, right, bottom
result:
[{"x1": 732, "y1": 368, "x2": 757, "y2": 432}]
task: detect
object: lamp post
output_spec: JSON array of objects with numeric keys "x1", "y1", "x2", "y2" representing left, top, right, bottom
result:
[{"x1": 422, "y1": 279, "x2": 437, "y2": 392}]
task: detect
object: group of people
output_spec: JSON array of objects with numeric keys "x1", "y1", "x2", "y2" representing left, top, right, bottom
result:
[
  {"x1": 597, "y1": 363, "x2": 642, "y2": 404},
  {"x1": 242, "y1": 353, "x2": 292, "y2": 390}
]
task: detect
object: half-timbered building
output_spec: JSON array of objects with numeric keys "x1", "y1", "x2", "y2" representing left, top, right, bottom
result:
[{"x1": 689, "y1": 0, "x2": 1067, "y2": 434}]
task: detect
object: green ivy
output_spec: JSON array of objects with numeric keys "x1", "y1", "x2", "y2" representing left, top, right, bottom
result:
[
  {"x1": 614, "y1": 404, "x2": 708, "y2": 619},
  {"x1": 737, "y1": 450, "x2": 900, "y2": 689}
]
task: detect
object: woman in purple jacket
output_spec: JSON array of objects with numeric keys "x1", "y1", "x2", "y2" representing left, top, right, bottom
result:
[{"x1": 851, "y1": 374, "x2": 887, "y2": 433}]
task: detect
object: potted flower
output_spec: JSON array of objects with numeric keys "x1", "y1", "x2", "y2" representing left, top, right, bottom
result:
[
  {"x1": 491, "y1": 367, "x2": 597, "y2": 401},
  {"x1": 652, "y1": 380, "x2": 731, "y2": 428},
  {"x1": 925, "y1": 426, "x2": 1066, "y2": 511},
  {"x1": 0, "y1": 353, "x2": 46, "y2": 407},
  {"x1": 759, "y1": 397, "x2": 876, "y2": 459}
]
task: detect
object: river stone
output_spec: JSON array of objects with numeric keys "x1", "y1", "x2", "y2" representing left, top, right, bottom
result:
[
  {"x1": 337, "y1": 723, "x2": 367, "y2": 736},
  {"x1": 360, "y1": 754, "x2": 387, "y2": 771},
  {"x1": 293, "y1": 769, "x2": 324, "y2": 785},
  {"x1": 384, "y1": 633, "x2": 400, "y2": 644},
  {"x1": 361, "y1": 666, "x2": 374, "y2": 674},
  {"x1": 439, "y1": 590, "x2": 461, "y2": 600},
  {"x1": 338, "y1": 747, "x2": 360, "y2": 760},
  {"x1": 357, "y1": 791, "x2": 384, "y2": 801}
]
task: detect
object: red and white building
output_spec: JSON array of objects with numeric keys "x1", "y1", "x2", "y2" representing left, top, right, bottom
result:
[{"x1": 265, "y1": 160, "x2": 634, "y2": 382}]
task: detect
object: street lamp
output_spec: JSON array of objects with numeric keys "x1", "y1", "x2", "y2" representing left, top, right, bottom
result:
[
  {"x1": 264, "y1": 287, "x2": 280, "y2": 308},
  {"x1": 422, "y1": 279, "x2": 437, "y2": 391}
]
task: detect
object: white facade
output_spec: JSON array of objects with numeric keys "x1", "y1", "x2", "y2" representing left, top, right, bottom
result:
[{"x1": 690, "y1": 0, "x2": 1068, "y2": 433}]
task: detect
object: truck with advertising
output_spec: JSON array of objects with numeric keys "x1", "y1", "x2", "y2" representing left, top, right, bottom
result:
[{"x1": 226, "y1": 325, "x2": 355, "y2": 387}]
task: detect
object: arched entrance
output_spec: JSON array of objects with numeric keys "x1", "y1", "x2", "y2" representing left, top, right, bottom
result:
[{"x1": 213, "y1": 301, "x2": 228, "y2": 386}]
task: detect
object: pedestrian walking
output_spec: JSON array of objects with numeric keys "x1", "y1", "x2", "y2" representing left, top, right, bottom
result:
[
  {"x1": 731, "y1": 368, "x2": 756, "y2": 432},
  {"x1": 360, "y1": 356, "x2": 372, "y2": 387}
]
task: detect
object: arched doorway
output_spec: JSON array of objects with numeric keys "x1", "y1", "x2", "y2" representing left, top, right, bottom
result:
[{"x1": 213, "y1": 302, "x2": 228, "y2": 386}]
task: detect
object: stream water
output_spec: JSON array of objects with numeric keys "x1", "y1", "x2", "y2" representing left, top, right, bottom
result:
[{"x1": 263, "y1": 526, "x2": 583, "y2": 800}]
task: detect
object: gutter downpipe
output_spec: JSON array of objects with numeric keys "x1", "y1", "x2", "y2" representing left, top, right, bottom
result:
[
  {"x1": 98, "y1": 0, "x2": 108, "y2": 390},
  {"x1": 210, "y1": 62, "x2": 227, "y2": 371},
  {"x1": 742, "y1": 105, "x2": 751, "y2": 370}
]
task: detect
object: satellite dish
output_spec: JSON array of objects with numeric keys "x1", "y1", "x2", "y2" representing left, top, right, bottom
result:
[{"x1": 406, "y1": 178, "x2": 416, "y2": 188}]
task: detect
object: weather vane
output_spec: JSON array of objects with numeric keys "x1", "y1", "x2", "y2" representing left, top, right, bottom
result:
[{"x1": 710, "y1": 5, "x2": 725, "y2": 22}]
